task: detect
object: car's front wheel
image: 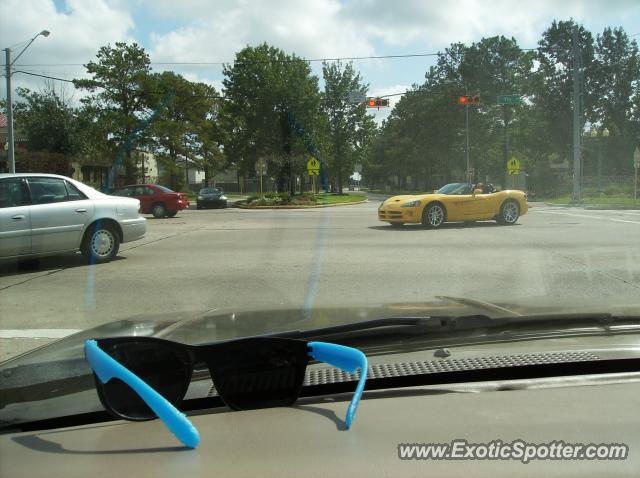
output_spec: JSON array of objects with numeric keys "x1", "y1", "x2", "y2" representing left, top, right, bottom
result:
[
  {"x1": 422, "y1": 203, "x2": 446, "y2": 228},
  {"x1": 497, "y1": 200, "x2": 520, "y2": 225},
  {"x1": 166, "y1": 211, "x2": 178, "y2": 218},
  {"x1": 81, "y1": 223, "x2": 120, "y2": 263},
  {"x1": 152, "y1": 203, "x2": 166, "y2": 218}
]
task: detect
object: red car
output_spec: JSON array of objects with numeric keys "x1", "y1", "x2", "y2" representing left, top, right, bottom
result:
[{"x1": 113, "y1": 184, "x2": 190, "y2": 218}]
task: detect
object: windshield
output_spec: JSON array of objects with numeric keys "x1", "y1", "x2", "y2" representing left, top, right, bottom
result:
[
  {"x1": 1, "y1": 0, "x2": 640, "y2": 445},
  {"x1": 436, "y1": 183, "x2": 473, "y2": 195}
]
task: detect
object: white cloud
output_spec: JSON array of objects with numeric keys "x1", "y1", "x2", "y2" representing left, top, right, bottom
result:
[
  {"x1": 1, "y1": 0, "x2": 134, "y2": 99},
  {"x1": 145, "y1": 0, "x2": 374, "y2": 63},
  {"x1": 340, "y1": 0, "x2": 640, "y2": 49}
]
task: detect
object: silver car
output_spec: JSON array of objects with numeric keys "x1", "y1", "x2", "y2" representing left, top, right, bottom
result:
[{"x1": 0, "y1": 173, "x2": 146, "y2": 263}]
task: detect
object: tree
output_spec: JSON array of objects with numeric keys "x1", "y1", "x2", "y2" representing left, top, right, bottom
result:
[
  {"x1": 221, "y1": 43, "x2": 321, "y2": 192},
  {"x1": 13, "y1": 84, "x2": 80, "y2": 155},
  {"x1": 74, "y1": 42, "x2": 152, "y2": 184},
  {"x1": 532, "y1": 21, "x2": 596, "y2": 166},
  {"x1": 143, "y1": 72, "x2": 218, "y2": 190},
  {"x1": 321, "y1": 61, "x2": 376, "y2": 193},
  {"x1": 592, "y1": 27, "x2": 640, "y2": 174}
]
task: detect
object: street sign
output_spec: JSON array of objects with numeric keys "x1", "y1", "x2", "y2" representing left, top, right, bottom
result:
[
  {"x1": 507, "y1": 157, "x2": 521, "y2": 175},
  {"x1": 348, "y1": 91, "x2": 366, "y2": 104},
  {"x1": 255, "y1": 158, "x2": 268, "y2": 176},
  {"x1": 307, "y1": 157, "x2": 320, "y2": 176},
  {"x1": 634, "y1": 147, "x2": 640, "y2": 169},
  {"x1": 497, "y1": 94, "x2": 522, "y2": 105}
]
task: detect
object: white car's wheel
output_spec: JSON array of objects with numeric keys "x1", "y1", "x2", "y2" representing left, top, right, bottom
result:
[{"x1": 81, "y1": 223, "x2": 120, "y2": 263}]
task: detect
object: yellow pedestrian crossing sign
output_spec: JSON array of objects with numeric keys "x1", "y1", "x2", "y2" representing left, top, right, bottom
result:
[
  {"x1": 307, "y1": 158, "x2": 320, "y2": 176},
  {"x1": 507, "y1": 157, "x2": 521, "y2": 175}
]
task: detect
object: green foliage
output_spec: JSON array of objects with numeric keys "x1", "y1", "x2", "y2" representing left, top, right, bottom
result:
[
  {"x1": 73, "y1": 42, "x2": 152, "y2": 182},
  {"x1": 320, "y1": 61, "x2": 376, "y2": 193},
  {"x1": 13, "y1": 86, "x2": 81, "y2": 156},
  {"x1": 220, "y1": 43, "x2": 322, "y2": 190}
]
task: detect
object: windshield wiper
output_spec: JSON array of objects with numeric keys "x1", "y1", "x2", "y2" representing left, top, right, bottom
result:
[{"x1": 259, "y1": 312, "x2": 638, "y2": 343}]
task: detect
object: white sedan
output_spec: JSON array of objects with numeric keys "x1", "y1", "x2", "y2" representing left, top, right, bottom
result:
[{"x1": 0, "y1": 173, "x2": 146, "y2": 263}]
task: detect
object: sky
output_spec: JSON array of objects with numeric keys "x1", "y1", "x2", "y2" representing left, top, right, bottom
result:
[{"x1": 1, "y1": 0, "x2": 639, "y2": 124}]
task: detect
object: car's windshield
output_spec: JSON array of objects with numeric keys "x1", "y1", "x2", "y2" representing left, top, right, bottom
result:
[
  {"x1": 436, "y1": 183, "x2": 472, "y2": 195},
  {"x1": 1, "y1": 0, "x2": 640, "y2": 452}
]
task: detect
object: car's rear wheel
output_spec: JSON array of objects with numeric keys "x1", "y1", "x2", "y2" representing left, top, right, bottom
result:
[
  {"x1": 422, "y1": 203, "x2": 446, "y2": 228},
  {"x1": 166, "y1": 211, "x2": 178, "y2": 218},
  {"x1": 152, "y1": 203, "x2": 166, "y2": 218},
  {"x1": 498, "y1": 200, "x2": 520, "y2": 225},
  {"x1": 81, "y1": 223, "x2": 120, "y2": 263}
]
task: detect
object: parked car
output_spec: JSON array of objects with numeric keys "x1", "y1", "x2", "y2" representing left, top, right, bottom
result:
[
  {"x1": 197, "y1": 187, "x2": 228, "y2": 209},
  {"x1": 0, "y1": 173, "x2": 146, "y2": 263},
  {"x1": 113, "y1": 184, "x2": 189, "y2": 218}
]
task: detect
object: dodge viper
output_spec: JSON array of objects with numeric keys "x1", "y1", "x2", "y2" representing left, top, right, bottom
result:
[{"x1": 378, "y1": 182, "x2": 528, "y2": 228}]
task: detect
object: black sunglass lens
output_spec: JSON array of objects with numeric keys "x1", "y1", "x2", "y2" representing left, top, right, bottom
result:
[
  {"x1": 97, "y1": 341, "x2": 190, "y2": 420},
  {"x1": 210, "y1": 339, "x2": 309, "y2": 410}
]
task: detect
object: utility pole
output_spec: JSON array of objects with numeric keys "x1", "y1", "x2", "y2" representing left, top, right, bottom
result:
[
  {"x1": 4, "y1": 49, "x2": 15, "y2": 174},
  {"x1": 572, "y1": 25, "x2": 583, "y2": 201}
]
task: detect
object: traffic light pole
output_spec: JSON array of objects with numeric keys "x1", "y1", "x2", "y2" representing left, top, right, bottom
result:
[{"x1": 465, "y1": 103, "x2": 470, "y2": 183}]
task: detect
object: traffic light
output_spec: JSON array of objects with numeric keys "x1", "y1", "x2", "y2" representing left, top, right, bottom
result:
[
  {"x1": 458, "y1": 95, "x2": 480, "y2": 105},
  {"x1": 366, "y1": 97, "x2": 390, "y2": 108}
]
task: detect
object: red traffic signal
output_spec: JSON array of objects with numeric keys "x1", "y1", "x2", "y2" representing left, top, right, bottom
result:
[
  {"x1": 458, "y1": 95, "x2": 480, "y2": 105},
  {"x1": 366, "y1": 97, "x2": 390, "y2": 108}
]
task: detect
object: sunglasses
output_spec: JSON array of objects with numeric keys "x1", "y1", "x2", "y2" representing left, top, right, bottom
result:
[{"x1": 84, "y1": 337, "x2": 368, "y2": 448}]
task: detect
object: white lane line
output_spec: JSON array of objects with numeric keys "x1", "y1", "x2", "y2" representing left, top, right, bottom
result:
[
  {"x1": 611, "y1": 218, "x2": 640, "y2": 224},
  {"x1": 533, "y1": 210, "x2": 640, "y2": 224},
  {"x1": 0, "y1": 329, "x2": 82, "y2": 339}
]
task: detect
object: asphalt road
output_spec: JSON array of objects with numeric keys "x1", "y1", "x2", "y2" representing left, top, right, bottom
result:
[{"x1": 2, "y1": 198, "x2": 640, "y2": 361}]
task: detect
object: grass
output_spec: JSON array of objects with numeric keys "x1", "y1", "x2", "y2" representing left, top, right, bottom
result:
[{"x1": 314, "y1": 193, "x2": 367, "y2": 204}]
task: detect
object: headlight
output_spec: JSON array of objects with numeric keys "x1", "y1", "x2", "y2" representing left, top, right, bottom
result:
[
  {"x1": 220, "y1": 195, "x2": 227, "y2": 200},
  {"x1": 401, "y1": 200, "x2": 421, "y2": 208},
  {"x1": 198, "y1": 196, "x2": 203, "y2": 200}
]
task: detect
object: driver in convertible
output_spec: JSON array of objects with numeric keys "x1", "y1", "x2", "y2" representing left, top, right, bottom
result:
[{"x1": 474, "y1": 183, "x2": 496, "y2": 194}]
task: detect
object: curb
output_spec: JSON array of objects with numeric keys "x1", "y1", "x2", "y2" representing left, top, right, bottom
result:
[{"x1": 236, "y1": 199, "x2": 369, "y2": 209}]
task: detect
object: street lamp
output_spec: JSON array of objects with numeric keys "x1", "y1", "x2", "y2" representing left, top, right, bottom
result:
[
  {"x1": 589, "y1": 127, "x2": 609, "y2": 195},
  {"x1": 3, "y1": 29, "x2": 50, "y2": 174}
]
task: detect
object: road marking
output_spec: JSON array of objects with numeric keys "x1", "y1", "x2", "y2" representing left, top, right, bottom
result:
[
  {"x1": 534, "y1": 210, "x2": 640, "y2": 224},
  {"x1": 0, "y1": 329, "x2": 81, "y2": 339}
]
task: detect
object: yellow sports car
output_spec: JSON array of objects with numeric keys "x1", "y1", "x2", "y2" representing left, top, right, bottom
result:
[{"x1": 378, "y1": 182, "x2": 528, "y2": 228}]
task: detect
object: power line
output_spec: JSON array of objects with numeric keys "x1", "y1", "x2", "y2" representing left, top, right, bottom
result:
[
  {"x1": 13, "y1": 70, "x2": 75, "y2": 83},
  {"x1": 4, "y1": 48, "x2": 540, "y2": 68}
]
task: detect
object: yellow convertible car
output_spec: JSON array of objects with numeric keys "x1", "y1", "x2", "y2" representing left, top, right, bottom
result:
[{"x1": 378, "y1": 182, "x2": 528, "y2": 228}]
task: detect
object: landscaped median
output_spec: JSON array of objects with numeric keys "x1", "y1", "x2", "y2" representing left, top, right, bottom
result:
[{"x1": 236, "y1": 192, "x2": 368, "y2": 209}]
